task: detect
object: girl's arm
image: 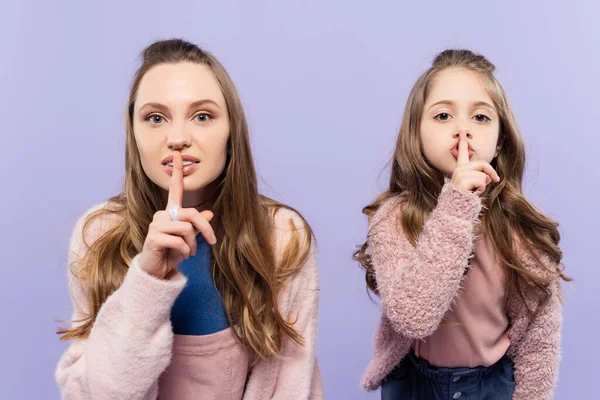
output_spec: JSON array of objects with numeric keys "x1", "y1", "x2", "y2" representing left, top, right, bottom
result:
[
  {"x1": 369, "y1": 181, "x2": 482, "y2": 338},
  {"x1": 510, "y1": 273, "x2": 562, "y2": 400}
]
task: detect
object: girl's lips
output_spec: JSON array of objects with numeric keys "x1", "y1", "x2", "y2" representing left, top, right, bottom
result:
[
  {"x1": 451, "y1": 142, "x2": 474, "y2": 159},
  {"x1": 451, "y1": 148, "x2": 474, "y2": 158}
]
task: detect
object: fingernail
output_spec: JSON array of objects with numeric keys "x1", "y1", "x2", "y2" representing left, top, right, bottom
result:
[{"x1": 211, "y1": 235, "x2": 217, "y2": 244}]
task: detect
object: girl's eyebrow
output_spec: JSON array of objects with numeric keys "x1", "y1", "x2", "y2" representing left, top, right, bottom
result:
[{"x1": 426, "y1": 99, "x2": 496, "y2": 112}]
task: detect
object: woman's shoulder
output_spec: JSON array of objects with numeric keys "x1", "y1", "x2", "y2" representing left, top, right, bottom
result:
[
  {"x1": 270, "y1": 206, "x2": 309, "y2": 232},
  {"x1": 262, "y1": 200, "x2": 316, "y2": 278},
  {"x1": 266, "y1": 204, "x2": 319, "y2": 297},
  {"x1": 267, "y1": 204, "x2": 312, "y2": 250},
  {"x1": 69, "y1": 201, "x2": 125, "y2": 264}
]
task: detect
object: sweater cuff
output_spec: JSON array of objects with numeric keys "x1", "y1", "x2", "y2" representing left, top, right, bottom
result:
[
  {"x1": 437, "y1": 178, "x2": 482, "y2": 222},
  {"x1": 120, "y1": 255, "x2": 187, "y2": 331}
]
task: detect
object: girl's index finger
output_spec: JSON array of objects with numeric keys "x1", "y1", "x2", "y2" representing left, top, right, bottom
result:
[{"x1": 457, "y1": 131, "x2": 470, "y2": 166}]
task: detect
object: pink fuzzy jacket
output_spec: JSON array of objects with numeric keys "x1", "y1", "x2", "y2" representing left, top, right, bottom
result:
[
  {"x1": 361, "y1": 181, "x2": 563, "y2": 400},
  {"x1": 56, "y1": 203, "x2": 323, "y2": 399}
]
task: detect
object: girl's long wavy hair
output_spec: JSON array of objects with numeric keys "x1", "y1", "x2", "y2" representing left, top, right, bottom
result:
[
  {"x1": 58, "y1": 39, "x2": 313, "y2": 358},
  {"x1": 353, "y1": 49, "x2": 570, "y2": 310}
]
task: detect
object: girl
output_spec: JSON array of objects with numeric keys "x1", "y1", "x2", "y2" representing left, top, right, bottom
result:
[
  {"x1": 355, "y1": 50, "x2": 569, "y2": 400},
  {"x1": 56, "y1": 39, "x2": 323, "y2": 399}
]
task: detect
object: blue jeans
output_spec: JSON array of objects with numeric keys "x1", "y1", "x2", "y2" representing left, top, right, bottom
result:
[{"x1": 381, "y1": 351, "x2": 515, "y2": 400}]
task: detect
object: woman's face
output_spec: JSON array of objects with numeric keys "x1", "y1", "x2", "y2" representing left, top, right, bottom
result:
[{"x1": 133, "y1": 62, "x2": 230, "y2": 206}]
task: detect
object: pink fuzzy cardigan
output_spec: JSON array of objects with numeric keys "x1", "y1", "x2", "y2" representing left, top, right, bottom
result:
[
  {"x1": 56, "y1": 204, "x2": 323, "y2": 399},
  {"x1": 361, "y1": 181, "x2": 563, "y2": 400}
]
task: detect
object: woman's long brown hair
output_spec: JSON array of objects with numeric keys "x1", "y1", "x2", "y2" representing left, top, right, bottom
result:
[
  {"x1": 354, "y1": 49, "x2": 570, "y2": 311},
  {"x1": 58, "y1": 39, "x2": 313, "y2": 358}
]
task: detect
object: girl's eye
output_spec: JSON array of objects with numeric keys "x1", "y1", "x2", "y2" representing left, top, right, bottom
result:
[
  {"x1": 195, "y1": 113, "x2": 212, "y2": 123},
  {"x1": 474, "y1": 114, "x2": 491, "y2": 122},
  {"x1": 435, "y1": 113, "x2": 451, "y2": 121}
]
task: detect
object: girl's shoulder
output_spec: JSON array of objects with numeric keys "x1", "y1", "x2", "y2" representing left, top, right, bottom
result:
[
  {"x1": 513, "y1": 235, "x2": 562, "y2": 283},
  {"x1": 369, "y1": 194, "x2": 407, "y2": 231}
]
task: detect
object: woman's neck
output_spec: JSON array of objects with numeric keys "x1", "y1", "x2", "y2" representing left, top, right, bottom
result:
[
  {"x1": 181, "y1": 192, "x2": 213, "y2": 211},
  {"x1": 162, "y1": 181, "x2": 218, "y2": 211}
]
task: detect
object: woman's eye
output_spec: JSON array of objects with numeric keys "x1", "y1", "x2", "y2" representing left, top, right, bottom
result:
[
  {"x1": 474, "y1": 114, "x2": 491, "y2": 122},
  {"x1": 147, "y1": 114, "x2": 164, "y2": 125},
  {"x1": 195, "y1": 113, "x2": 212, "y2": 123}
]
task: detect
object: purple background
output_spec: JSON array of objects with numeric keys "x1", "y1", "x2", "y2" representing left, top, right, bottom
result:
[{"x1": 1, "y1": 1, "x2": 598, "y2": 398}]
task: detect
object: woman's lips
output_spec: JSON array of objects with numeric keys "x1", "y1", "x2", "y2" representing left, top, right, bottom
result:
[{"x1": 162, "y1": 162, "x2": 199, "y2": 176}]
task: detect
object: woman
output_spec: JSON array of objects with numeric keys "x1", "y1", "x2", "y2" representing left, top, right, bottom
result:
[{"x1": 56, "y1": 38, "x2": 323, "y2": 400}]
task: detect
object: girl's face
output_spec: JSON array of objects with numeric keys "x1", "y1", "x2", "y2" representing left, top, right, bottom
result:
[
  {"x1": 133, "y1": 62, "x2": 230, "y2": 207},
  {"x1": 420, "y1": 68, "x2": 501, "y2": 177}
]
